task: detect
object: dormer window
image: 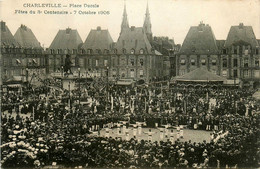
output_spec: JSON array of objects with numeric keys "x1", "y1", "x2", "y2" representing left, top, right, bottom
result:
[
  {"x1": 140, "y1": 49, "x2": 144, "y2": 54},
  {"x1": 113, "y1": 49, "x2": 117, "y2": 54},
  {"x1": 104, "y1": 49, "x2": 109, "y2": 55},
  {"x1": 190, "y1": 59, "x2": 196, "y2": 66},
  {"x1": 212, "y1": 59, "x2": 217, "y2": 66},
  {"x1": 58, "y1": 49, "x2": 62, "y2": 54},
  {"x1": 87, "y1": 49, "x2": 92, "y2": 54},
  {"x1": 96, "y1": 49, "x2": 101, "y2": 54},
  {"x1": 130, "y1": 49, "x2": 135, "y2": 54},
  {"x1": 180, "y1": 59, "x2": 186, "y2": 65},
  {"x1": 201, "y1": 59, "x2": 206, "y2": 65},
  {"x1": 123, "y1": 48, "x2": 126, "y2": 54},
  {"x1": 50, "y1": 49, "x2": 55, "y2": 54}
]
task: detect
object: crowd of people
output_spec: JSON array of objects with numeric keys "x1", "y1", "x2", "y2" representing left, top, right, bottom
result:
[{"x1": 1, "y1": 76, "x2": 260, "y2": 168}]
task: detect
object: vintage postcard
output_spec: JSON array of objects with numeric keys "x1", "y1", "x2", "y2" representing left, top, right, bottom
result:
[{"x1": 1, "y1": 0, "x2": 260, "y2": 168}]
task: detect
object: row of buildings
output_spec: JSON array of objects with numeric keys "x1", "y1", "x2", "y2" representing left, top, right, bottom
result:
[{"x1": 1, "y1": 3, "x2": 260, "y2": 87}]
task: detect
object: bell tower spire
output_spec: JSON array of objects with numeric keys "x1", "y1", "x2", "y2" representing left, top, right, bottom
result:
[
  {"x1": 121, "y1": 1, "x2": 129, "y2": 33},
  {"x1": 143, "y1": 1, "x2": 152, "y2": 42}
]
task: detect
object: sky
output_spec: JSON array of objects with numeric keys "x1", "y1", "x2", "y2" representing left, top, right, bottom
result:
[{"x1": 0, "y1": 0, "x2": 260, "y2": 48}]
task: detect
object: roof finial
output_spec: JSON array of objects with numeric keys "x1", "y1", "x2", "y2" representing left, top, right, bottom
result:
[
  {"x1": 146, "y1": 0, "x2": 149, "y2": 15},
  {"x1": 121, "y1": 0, "x2": 129, "y2": 32}
]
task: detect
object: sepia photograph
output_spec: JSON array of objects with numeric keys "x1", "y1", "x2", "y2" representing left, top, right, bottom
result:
[{"x1": 0, "y1": 0, "x2": 260, "y2": 168}]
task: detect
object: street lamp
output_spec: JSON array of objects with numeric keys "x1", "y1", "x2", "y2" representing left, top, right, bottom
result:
[
  {"x1": 61, "y1": 66, "x2": 64, "y2": 77},
  {"x1": 26, "y1": 68, "x2": 29, "y2": 88},
  {"x1": 78, "y1": 67, "x2": 81, "y2": 105},
  {"x1": 106, "y1": 66, "x2": 109, "y2": 109}
]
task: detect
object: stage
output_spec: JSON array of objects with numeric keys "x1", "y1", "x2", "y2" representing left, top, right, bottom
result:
[{"x1": 90, "y1": 127, "x2": 212, "y2": 143}]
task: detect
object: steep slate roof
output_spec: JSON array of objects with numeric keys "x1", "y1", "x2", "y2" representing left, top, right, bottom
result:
[
  {"x1": 179, "y1": 23, "x2": 218, "y2": 55},
  {"x1": 216, "y1": 40, "x2": 226, "y2": 50},
  {"x1": 224, "y1": 23, "x2": 259, "y2": 48},
  {"x1": 49, "y1": 28, "x2": 83, "y2": 50},
  {"x1": 14, "y1": 24, "x2": 42, "y2": 48},
  {"x1": 0, "y1": 21, "x2": 18, "y2": 47},
  {"x1": 115, "y1": 26, "x2": 153, "y2": 54},
  {"x1": 173, "y1": 68, "x2": 227, "y2": 82},
  {"x1": 257, "y1": 40, "x2": 260, "y2": 46},
  {"x1": 82, "y1": 26, "x2": 113, "y2": 52}
]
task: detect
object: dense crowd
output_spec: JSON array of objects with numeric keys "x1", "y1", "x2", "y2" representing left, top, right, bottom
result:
[{"x1": 1, "y1": 77, "x2": 260, "y2": 168}]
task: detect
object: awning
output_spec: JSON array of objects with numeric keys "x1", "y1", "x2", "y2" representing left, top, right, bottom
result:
[
  {"x1": 16, "y1": 59, "x2": 21, "y2": 64},
  {"x1": 33, "y1": 59, "x2": 37, "y2": 64},
  {"x1": 190, "y1": 59, "x2": 195, "y2": 63},
  {"x1": 116, "y1": 79, "x2": 134, "y2": 86}
]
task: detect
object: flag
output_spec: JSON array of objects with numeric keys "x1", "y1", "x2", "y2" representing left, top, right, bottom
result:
[{"x1": 111, "y1": 95, "x2": 114, "y2": 110}]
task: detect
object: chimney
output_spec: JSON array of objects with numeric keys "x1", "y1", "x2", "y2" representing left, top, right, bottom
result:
[
  {"x1": 1, "y1": 21, "x2": 6, "y2": 32},
  {"x1": 66, "y1": 28, "x2": 71, "y2": 34},
  {"x1": 97, "y1": 26, "x2": 101, "y2": 31},
  {"x1": 239, "y1": 23, "x2": 244, "y2": 29}
]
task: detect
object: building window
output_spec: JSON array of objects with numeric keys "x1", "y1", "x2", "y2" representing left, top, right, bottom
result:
[
  {"x1": 180, "y1": 59, "x2": 186, "y2": 65},
  {"x1": 239, "y1": 46, "x2": 243, "y2": 54},
  {"x1": 104, "y1": 60, "x2": 108, "y2": 66},
  {"x1": 244, "y1": 69, "x2": 249, "y2": 77},
  {"x1": 256, "y1": 49, "x2": 259, "y2": 55},
  {"x1": 72, "y1": 49, "x2": 77, "y2": 54},
  {"x1": 130, "y1": 49, "x2": 135, "y2": 54},
  {"x1": 96, "y1": 60, "x2": 99, "y2": 66},
  {"x1": 130, "y1": 69, "x2": 135, "y2": 78},
  {"x1": 58, "y1": 49, "x2": 62, "y2": 54},
  {"x1": 234, "y1": 48, "x2": 237, "y2": 54},
  {"x1": 121, "y1": 73, "x2": 125, "y2": 78},
  {"x1": 140, "y1": 69, "x2": 144, "y2": 78},
  {"x1": 179, "y1": 69, "x2": 185, "y2": 75},
  {"x1": 223, "y1": 58, "x2": 227, "y2": 68},
  {"x1": 130, "y1": 59, "x2": 135, "y2": 66},
  {"x1": 121, "y1": 58, "x2": 126, "y2": 65},
  {"x1": 104, "y1": 49, "x2": 109, "y2": 55},
  {"x1": 87, "y1": 49, "x2": 92, "y2": 54},
  {"x1": 222, "y1": 70, "x2": 227, "y2": 76},
  {"x1": 233, "y1": 69, "x2": 238, "y2": 78},
  {"x1": 140, "y1": 59, "x2": 144, "y2": 66},
  {"x1": 244, "y1": 58, "x2": 249, "y2": 67},
  {"x1": 244, "y1": 49, "x2": 249, "y2": 55},
  {"x1": 190, "y1": 59, "x2": 195, "y2": 66},
  {"x1": 211, "y1": 70, "x2": 217, "y2": 75},
  {"x1": 255, "y1": 59, "x2": 259, "y2": 67},
  {"x1": 223, "y1": 49, "x2": 227, "y2": 54},
  {"x1": 81, "y1": 49, "x2": 85, "y2": 54},
  {"x1": 50, "y1": 49, "x2": 55, "y2": 54},
  {"x1": 254, "y1": 70, "x2": 260, "y2": 78},
  {"x1": 114, "y1": 49, "x2": 117, "y2": 54},
  {"x1": 201, "y1": 59, "x2": 206, "y2": 65},
  {"x1": 233, "y1": 58, "x2": 238, "y2": 67},
  {"x1": 212, "y1": 59, "x2": 217, "y2": 66},
  {"x1": 123, "y1": 49, "x2": 126, "y2": 54},
  {"x1": 112, "y1": 58, "x2": 115, "y2": 66},
  {"x1": 112, "y1": 69, "x2": 117, "y2": 77},
  {"x1": 140, "y1": 49, "x2": 144, "y2": 54}
]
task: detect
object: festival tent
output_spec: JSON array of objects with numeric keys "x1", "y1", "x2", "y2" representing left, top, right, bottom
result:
[{"x1": 172, "y1": 68, "x2": 227, "y2": 84}]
